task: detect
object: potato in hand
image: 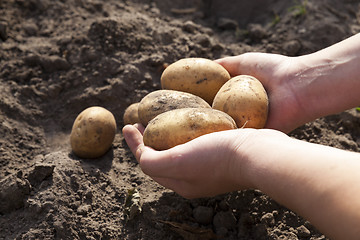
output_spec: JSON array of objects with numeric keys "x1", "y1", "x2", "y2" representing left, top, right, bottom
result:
[
  {"x1": 212, "y1": 75, "x2": 269, "y2": 129},
  {"x1": 143, "y1": 108, "x2": 237, "y2": 150},
  {"x1": 123, "y1": 102, "x2": 140, "y2": 125},
  {"x1": 138, "y1": 89, "x2": 211, "y2": 126},
  {"x1": 161, "y1": 58, "x2": 230, "y2": 104}
]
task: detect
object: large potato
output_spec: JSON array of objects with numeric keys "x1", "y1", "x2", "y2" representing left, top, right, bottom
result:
[
  {"x1": 70, "y1": 106, "x2": 117, "y2": 158},
  {"x1": 143, "y1": 108, "x2": 237, "y2": 150},
  {"x1": 138, "y1": 89, "x2": 211, "y2": 126},
  {"x1": 123, "y1": 102, "x2": 140, "y2": 125},
  {"x1": 212, "y1": 75, "x2": 268, "y2": 129},
  {"x1": 160, "y1": 58, "x2": 231, "y2": 104}
]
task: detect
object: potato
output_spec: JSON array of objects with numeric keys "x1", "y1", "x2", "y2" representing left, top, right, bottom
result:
[
  {"x1": 143, "y1": 108, "x2": 237, "y2": 150},
  {"x1": 212, "y1": 75, "x2": 268, "y2": 129},
  {"x1": 138, "y1": 89, "x2": 211, "y2": 126},
  {"x1": 70, "y1": 106, "x2": 117, "y2": 158},
  {"x1": 160, "y1": 58, "x2": 231, "y2": 104},
  {"x1": 123, "y1": 102, "x2": 140, "y2": 125}
]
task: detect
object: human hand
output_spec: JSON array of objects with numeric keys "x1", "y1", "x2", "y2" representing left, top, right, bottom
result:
[
  {"x1": 123, "y1": 118, "x2": 360, "y2": 240},
  {"x1": 216, "y1": 53, "x2": 305, "y2": 133},
  {"x1": 122, "y1": 123, "x2": 287, "y2": 199}
]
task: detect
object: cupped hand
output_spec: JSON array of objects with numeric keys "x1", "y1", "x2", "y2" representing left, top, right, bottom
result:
[
  {"x1": 216, "y1": 53, "x2": 306, "y2": 133},
  {"x1": 122, "y1": 123, "x2": 287, "y2": 199},
  {"x1": 123, "y1": 123, "x2": 253, "y2": 198}
]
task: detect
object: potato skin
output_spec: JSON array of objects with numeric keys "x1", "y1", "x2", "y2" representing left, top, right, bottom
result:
[
  {"x1": 161, "y1": 58, "x2": 231, "y2": 104},
  {"x1": 143, "y1": 108, "x2": 237, "y2": 150},
  {"x1": 212, "y1": 75, "x2": 269, "y2": 129},
  {"x1": 123, "y1": 102, "x2": 140, "y2": 125},
  {"x1": 138, "y1": 90, "x2": 211, "y2": 126},
  {"x1": 70, "y1": 106, "x2": 117, "y2": 158}
]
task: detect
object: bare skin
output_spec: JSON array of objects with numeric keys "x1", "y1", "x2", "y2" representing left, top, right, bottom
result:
[
  {"x1": 123, "y1": 33, "x2": 360, "y2": 240},
  {"x1": 216, "y1": 33, "x2": 360, "y2": 133}
]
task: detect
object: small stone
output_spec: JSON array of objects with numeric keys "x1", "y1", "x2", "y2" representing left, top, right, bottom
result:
[
  {"x1": 283, "y1": 40, "x2": 302, "y2": 56},
  {"x1": 79, "y1": 45, "x2": 98, "y2": 63},
  {"x1": 260, "y1": 212, "x2": 275, "y2": 226},
  {"x1": 146, "y1": 53, "x2": 164, "y2": 66},
  {"x1": 296, "y1": 225, "x2": 310, "y2": 238},
  {"x1": 193, "y1": 206, "x2": 214, "y2": 225},
  {"x1": 24, "y1": 54, "x2": 41, "y2": 67},
  {"x1": 47, "y1": 84, "x2": 63, "y2": 98},
  {"x1": 40, "y1": 55, "x2": 71, "y2": 73},
  {"x1": 286, "y1": 231, "x2": 298, "y2": 240},
  {"x1": 77, "y1": 204, "x2": 91, "y2": 215},
  {"x1": 247, "y1": 24, "x2": 267, "y2": 40},
  {"x1": 23, "y1": 23, "x2": 39, "y2": 36},
  {"x1": 217, "y1": 18, "x2": 238, "y2": 30},
  {"x1": 193, "y1": 33, "x2": 211, "y2": 47},
  {"x1": 183, "y1": 20, "x2": 197, "y2": 33},
  {"x1": 24, "y1": 54, "x2": 70, "y2": 72},
  {"x1": 0, "y1": 21, "x2": 8, "y2": 41}
]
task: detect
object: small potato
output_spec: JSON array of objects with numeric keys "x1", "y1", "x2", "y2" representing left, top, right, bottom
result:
[
  {"x1": 143, "y1": 108, "x2": 237, "y2": 150},
  {"x1": 123, "y1": 102, "x2": 140, "y2": 125},
  {"x1": 70, "y1": 106, "x2": 117, "y2": 158},
  {"x1": 138, "y1": 89, "x2": 211, "y2": 126},
  {"x1": 212, "y1": 75, "x2": 269, "y2": 129},
  {"x1": 161, "y1": 58, "x2": 231, "y2": 104}
]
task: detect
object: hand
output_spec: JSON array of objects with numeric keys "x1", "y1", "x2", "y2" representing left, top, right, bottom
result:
[
  {"x1": 216, "y1": 53, "x2": 305, "y2": 133},
  {"x1": 122, "y1": 123, "x2": 287, "y2": 199},
  {"x1": 123, "y1": 123, "x2": 360, "y2": 240},
  {"x1": 216, "y1": 34, "x2": 360, "y2": 133},
  {"x1": 122, "y1": 35, "x2": 360, "y2": 239}
]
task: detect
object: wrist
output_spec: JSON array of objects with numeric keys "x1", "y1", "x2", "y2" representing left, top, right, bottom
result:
[
  {"x1": 230, "y1": 129, "x2": 292, "y2": 190},
  {"x1": 293, "y1": 37, "x2": 360, "y2": 122}
]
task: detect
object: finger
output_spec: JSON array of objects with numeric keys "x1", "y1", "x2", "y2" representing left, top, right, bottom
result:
[
  {"x1": 137, "y1": 145, "x2": 184, "y2": 178},
  {"x1": 215, "y1": 54, "x2": 256, "y2": 77},
  {"x1": 137, "y1": 134, "x2": 224, "y2": 180},
  {"x1": 122, "y1": 124, "x2": 145, "y2": 161},
  {"x1": 216, "y1": 52, "x2": 281, "y2": 83},
  {"x1": 123, "y1": 124, "x2": 187, "y2": 175},
  {"x1": 133, "y1": 123, "x2": 145, "y2": 134}
]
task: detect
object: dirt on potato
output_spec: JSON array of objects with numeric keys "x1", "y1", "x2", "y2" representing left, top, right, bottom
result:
[{"x1": 0, "y1": 0, "x2": 360, "y2": 239}]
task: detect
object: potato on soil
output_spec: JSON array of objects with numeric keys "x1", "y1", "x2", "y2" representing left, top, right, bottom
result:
[
  {"x1": 160, "y1": 58, "x2": 231, "y2": 104},
  {"x1": 143, "y1": 108, "x2": 237, "y2": 150},
  {"x1": 212, "y1": 75, "x2": 269, "y2": 129},
  {"x1": 123, "y1": 102, "x2": 140, "y2": 125},
  {"x1": 138, "y1": 89, "x2": 211, "y2": 126},
  {"x1": 70, "y1": 106, "x2": 117, "y2": 158}
]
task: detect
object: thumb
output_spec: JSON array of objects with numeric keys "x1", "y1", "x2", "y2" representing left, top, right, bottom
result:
[
  {"x1": 215, "y1": 52, "x2": 289, "y2": 87},
  {"x1": 215, "y1": 53, "x2": 260, "y2": 77}
]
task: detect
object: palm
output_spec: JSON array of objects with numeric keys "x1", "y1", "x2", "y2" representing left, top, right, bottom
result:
[
  {"x1": 216, "y1": 53, "x2": 303, "y2": 133},
  {"x1": 123, "y1": 124, "x2": 256, "y2": 198}
]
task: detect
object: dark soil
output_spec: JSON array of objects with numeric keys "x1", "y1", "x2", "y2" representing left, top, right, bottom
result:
[{"x1": 1, "y1": 0, "x2": 360, "y2": 239}]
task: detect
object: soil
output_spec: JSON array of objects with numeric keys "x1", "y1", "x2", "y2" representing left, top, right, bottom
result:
[{"x1": 1, "y1": 0, "x2": 360, "y2": 239}]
